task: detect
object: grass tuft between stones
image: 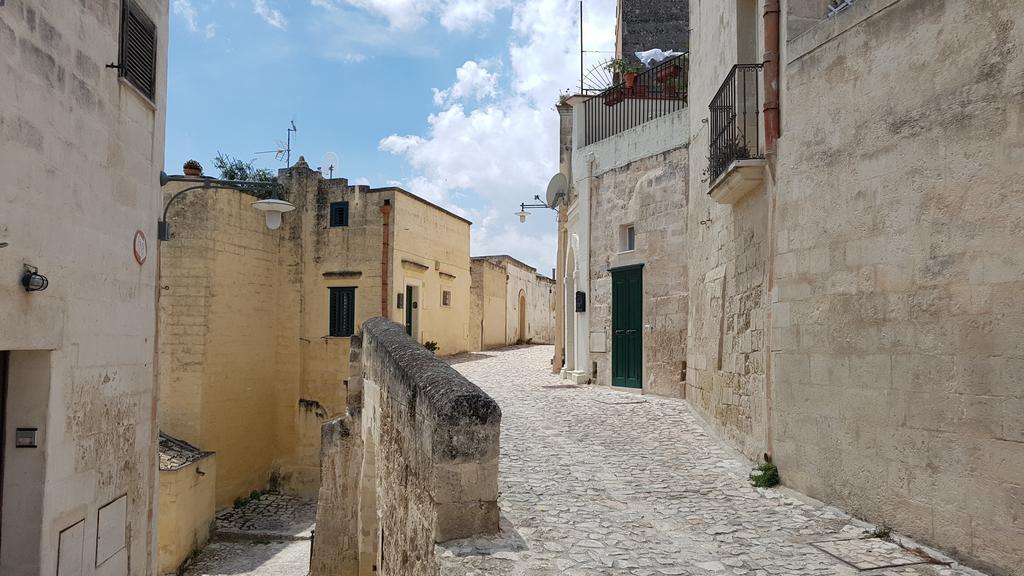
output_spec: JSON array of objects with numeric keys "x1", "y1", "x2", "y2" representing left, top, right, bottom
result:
[{"x1": 750, "y1": 462, "x2": 780, "y2": 488}]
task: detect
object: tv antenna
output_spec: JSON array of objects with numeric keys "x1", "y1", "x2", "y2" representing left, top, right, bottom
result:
[
  {"x1": 253, "y1": 121, "x2": 298, "y2": 166},
  {"x1": 319, "y1": 152, "x2": 339, "y2": 179}
]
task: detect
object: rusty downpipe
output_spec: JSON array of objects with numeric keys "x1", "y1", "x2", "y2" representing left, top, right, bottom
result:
[
  {"x1": 380, "y1": 200, "x2": 391, "y2": 317},
  {"x1": 763, "y1": 0, "x2": 781, "y2": 157}
]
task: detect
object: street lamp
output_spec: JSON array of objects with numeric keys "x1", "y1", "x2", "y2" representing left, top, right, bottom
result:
[
  {"x1": 516, "y1": 195, "x2": 556, "y2": 223},
  {"x1": 158, "y1": 170, "x2": 295, "y2": 241}
]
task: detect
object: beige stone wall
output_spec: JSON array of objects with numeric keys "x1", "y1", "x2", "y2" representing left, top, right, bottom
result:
[
  {"x1": 312, "y1": 319, "x2": 501, "y2": 576},
  {"x1": 389, "y1": 191, "x2": 473, "y2": 355},
  {"x1": 470, "y1": 258, "x2": 508, "y2": 350},
  {"x1": 772, "y1": 1, "x2": 1024, "y2": 573},
  {"x1": 159, "y1": 187, "x2": 285, "y2": 508},
  {"x1": 0, "y1": 1, "x2": 167, "y2": 574},
  {"x1": 589, "y1": 149, "x2": 690, "y2": 397},
  {"x1": 158, "y1": 456, "x2": 216, "y2": 575},
  {"x1": 683, "y1": 0, "x2": 771, "y2": 461}
]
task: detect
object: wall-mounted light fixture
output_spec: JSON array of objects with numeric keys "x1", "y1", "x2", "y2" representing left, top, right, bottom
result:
[
  {"x1": 516, "y1": 195, "x2": 557, "y2": 223},
  {"x1": 158, "y1": 163, "x2": 295, "y2": 241},
  {"x1": 21, "y1": 264, "x2": 48, "y2": 292}
]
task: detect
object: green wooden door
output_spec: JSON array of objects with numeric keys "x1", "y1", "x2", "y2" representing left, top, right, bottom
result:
[{"x1": 612, "y1": 266, "x2": 643, "y2": 388}]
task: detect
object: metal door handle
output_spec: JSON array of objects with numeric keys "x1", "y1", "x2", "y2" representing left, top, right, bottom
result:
[
  {"x1": 614, "y1": 330, "x2": 625, "y2": 335},
  {"x1": 626, "y1": 329, "x2": 637, "y2": 334}
]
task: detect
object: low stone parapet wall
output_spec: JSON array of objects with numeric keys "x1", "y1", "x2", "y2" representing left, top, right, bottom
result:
[{"x1": 311, "y1": 318, "x2": 501, "y2": 576}]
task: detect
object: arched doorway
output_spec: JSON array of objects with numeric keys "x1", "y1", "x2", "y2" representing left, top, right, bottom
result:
[{"x1": 518, "y1": 290, "x2": 527, "y2": 343}]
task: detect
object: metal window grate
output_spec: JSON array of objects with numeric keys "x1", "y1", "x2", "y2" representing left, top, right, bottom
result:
[
  {"x1": 330, "y1": 201, "x2": 349, "y2": 227},
  {"x1": 329, "y1": 287, "x2": 356, "y2": 337},
  {"x1": 119, "y1": 0, "x2": 157, "y2": 100},
  {"x1": 827, "y1": 0, "x2": 855, "y2": 17}
]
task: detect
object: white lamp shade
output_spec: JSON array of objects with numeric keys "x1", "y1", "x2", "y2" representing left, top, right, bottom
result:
[
  {"x1": 516, "y1": 210, "x2": 529, "y2": 223},
  {"x1": 252, "y1": 198, "x2": 296, "y2": 231}
]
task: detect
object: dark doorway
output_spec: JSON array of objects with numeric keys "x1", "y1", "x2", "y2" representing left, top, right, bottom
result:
[
  {"x1": 405, "y1": 286, "x2": 414, "y2": 337},
  {"x1": 611, "y1": 266, "x2": 643, "y2": 389},
  {"x1": 0, "y1": 351, "x2": 7, "y2": 556}
]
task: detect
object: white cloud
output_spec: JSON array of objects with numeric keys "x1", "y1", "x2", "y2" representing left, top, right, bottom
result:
[
  {"x1": 432, "y1": 61, "x2": 498, "y2": 105},
  {"x1": 173, "y1": 0, "x2": 199, "y2": 31},
  {"x1": 204, "y1": 23, "x2": 217, "y2": 38},
  {"x1": 378, "y1": 0, "x2": 615, "y2": 271},
  {"x1": 440, "y1": 0, "x2": 511, "y2": 31},
  {"x1": 342, "y1": 0, "x2": 433, "y2": 30},
  {"x1": 253, "y1": 0, "x2": 288, "y2": 29}
]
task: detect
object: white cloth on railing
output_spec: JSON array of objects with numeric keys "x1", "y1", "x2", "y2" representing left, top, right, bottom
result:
[{"x1": 635, "y1": 49, "x2": 685, "y2": 67}]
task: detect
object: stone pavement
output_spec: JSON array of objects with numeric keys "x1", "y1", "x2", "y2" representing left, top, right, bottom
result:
[
  {"x1": 182, "y1": 493, "x2": 316, "y2": 576},
  {"x1": 438, "y1": 345, "x2": 990, "y2": 576}
]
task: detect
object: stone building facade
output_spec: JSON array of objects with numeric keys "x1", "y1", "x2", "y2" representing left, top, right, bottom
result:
[
  {"x1": 0, "y1": 1, "x2": 168, "y2": 574},
  {"x1": 470, "y1": 255, "x2": 556, "y2": 350},
  {"x1": 560, "y1": 0, "x2": 1024, "y2": 574},
  {"x1": 616, "y1": 0, "x2": 690, "y2": 67},
  {"x1": 158, "y1": 158, "x2": 473, "y2": 512}
]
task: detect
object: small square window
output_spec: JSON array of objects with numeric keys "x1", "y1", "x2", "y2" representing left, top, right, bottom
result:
[
  {"x1": 441, "y1": 290, "x2": 452, "y2": 307},
  {"x1": 620, "y1": 224, "x2": 636, "y2": 252},
  {"x1": 330, "y1": 202, "x2": 349, "y2": 227}
]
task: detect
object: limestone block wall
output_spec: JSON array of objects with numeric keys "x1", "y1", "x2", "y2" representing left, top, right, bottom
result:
[
  {"x1": 0, "y1": 1, "x2": 168, "y2": 573},
  {"x1": 311, "y1": 318, "x2": 501, "y2": 576},
  {"x1": 772, "y1": 1, "x2": 1024, "y2": 573},
  {"x1": 159, "y1": 187, "x2": 284, "y2": 508},
  {"x1": 158, "y1": 456, "x2": 216, "y2": 575},
  {"x1": 683, "y1": 0, "x2": 770, "y2": 461},
  {"x1": 589, "y1": 149, "x2": 690, "y2": 397},
  {"x1": 577, "y1": 107, "x2": 690, "y2": 397}
]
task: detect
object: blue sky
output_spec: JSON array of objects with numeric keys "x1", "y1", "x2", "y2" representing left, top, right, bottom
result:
[{"x1": 166, "y1": 0, "x2": 615, "y2": 274}]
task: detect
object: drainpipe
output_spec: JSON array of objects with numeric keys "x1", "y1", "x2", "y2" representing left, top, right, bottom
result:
[
  {"x1": 762, "y1": 0, "x2": 781, "y2": 462},
  {"x1": 380, "y1": 200, "x2": 391, "y2": 317},
  {"x1": 763, "y1": 0, "x2": 781, "y2": 158}
]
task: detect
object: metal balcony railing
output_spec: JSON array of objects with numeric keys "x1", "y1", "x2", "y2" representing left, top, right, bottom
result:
[
  {"x1": 583, "y1": 54, "x2": 689, "y2": 146},
  {"x1": 708, "y1": 63, "x2": 764, "y2": 183}
]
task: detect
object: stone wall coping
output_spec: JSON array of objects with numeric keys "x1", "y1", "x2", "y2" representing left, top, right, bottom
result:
[
  {"x1": 787, "y1": 0, "x2": 900, "y2": 65},
  {"x1": 363, "y1": 317, "x2": 501, "y2": 428}
]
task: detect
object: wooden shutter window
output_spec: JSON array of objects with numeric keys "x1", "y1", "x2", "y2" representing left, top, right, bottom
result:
[
  {"x1": 330, "y1": 202, "x2": 349, "y2": 227},
  {"x1": 119, "y1": 1, "x2": 157, "y2": 101},
  {"x1": 329, "y1": 287, "x2": 356, "y2": 337}
]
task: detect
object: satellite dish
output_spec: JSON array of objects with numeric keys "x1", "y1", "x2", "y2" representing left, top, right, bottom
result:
[
  {"x1": 546, "y1": 173, "x2": 568, "y2": 207},
  {"x1": 320, "y1": 152, "x2": 339, "y2": 178}
]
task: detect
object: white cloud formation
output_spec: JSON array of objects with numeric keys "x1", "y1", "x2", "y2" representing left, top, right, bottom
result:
[
  {"x1": 253, "y1": 0, "x2": 288, "y2": 29},
  {"x1": 173, "y1": 0, "x2": 199, "y2": 31},
  {"x1": 377, "y1": 0, "x2": 614, "y2": 271},
  {"x1": 432, "y1": 61, "x2": 498, "y2": 105},
  {"x1": 324, "y1": 0, "x2": 510, "y2": 32},
  {"x1": 439, "y1": 0, "x2": 511, "y2": 31}
]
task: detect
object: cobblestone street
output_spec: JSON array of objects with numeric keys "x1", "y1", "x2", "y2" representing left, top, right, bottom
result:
[
  {"x1": 178, "y1": 345, "x2": 993, "y2": 576},
  {"x1": 182, "y1": 493, "x2": 316, "y2": 576},
  {"x1": 438, "y1": 346, "x2": 989, "y2": 576}
]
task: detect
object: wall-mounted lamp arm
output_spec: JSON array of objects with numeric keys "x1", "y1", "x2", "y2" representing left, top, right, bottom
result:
[{"x1": 158, "y1": 172, "x2": 288, "y2": 241}]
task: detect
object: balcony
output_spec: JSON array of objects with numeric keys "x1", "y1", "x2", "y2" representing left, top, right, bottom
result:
[
  {"x1": 708, "y1": 63, "x2": 766, "y2": 204},
  {"x1": 583, "y1": 54, "x2": 689, "y2": 146}
]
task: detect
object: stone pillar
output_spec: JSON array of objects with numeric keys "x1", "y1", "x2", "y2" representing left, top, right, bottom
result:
[{"x1": 553, "y1": 102, "x2": 574, "y2": 374}]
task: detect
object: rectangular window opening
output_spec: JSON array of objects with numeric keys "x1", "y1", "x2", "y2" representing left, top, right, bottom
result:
[
  {"x1": 330, "y1": 201, "x2": 350, "y2": 227},
  {"x1": 441, "y1": 290, "x2": 452, "y2": 307},
  {"x1": 329, "y1": 287, "x2": 356, "y2": 337},
  {"x1": 620, "y1": 224, "x2": 636, "y2": 252}
]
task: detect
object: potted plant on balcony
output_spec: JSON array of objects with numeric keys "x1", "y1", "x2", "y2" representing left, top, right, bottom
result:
[
  {"x1": 655, "y1": 54, "x2": 687, "y2": 85},
  {"x1": 606, "y1": 58, "x2": 642, "y2": 90}
]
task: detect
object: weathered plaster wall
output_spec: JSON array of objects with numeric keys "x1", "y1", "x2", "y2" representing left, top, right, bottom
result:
[
  {"x1": 312, "y1": 319, "x2": 501, "y2": 576},
  {"x1": 472, "y1": 256, "x2": 557, "y2": 347},
  {"x1": 683, "y1": 0, "x2": 771, "y2": 461},
  {"x1": 389, "y1": 192, "x2": 473, "y2": 356},
  {"x1": 158, "y1": 456, "x2": 216, "y2": 575},
  {"x1": 773, "y1": 1, "x2": 1024, "y2": 574},
  {"x1": 0, "y1": 1, "x2": 167, "y2": 573}
]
